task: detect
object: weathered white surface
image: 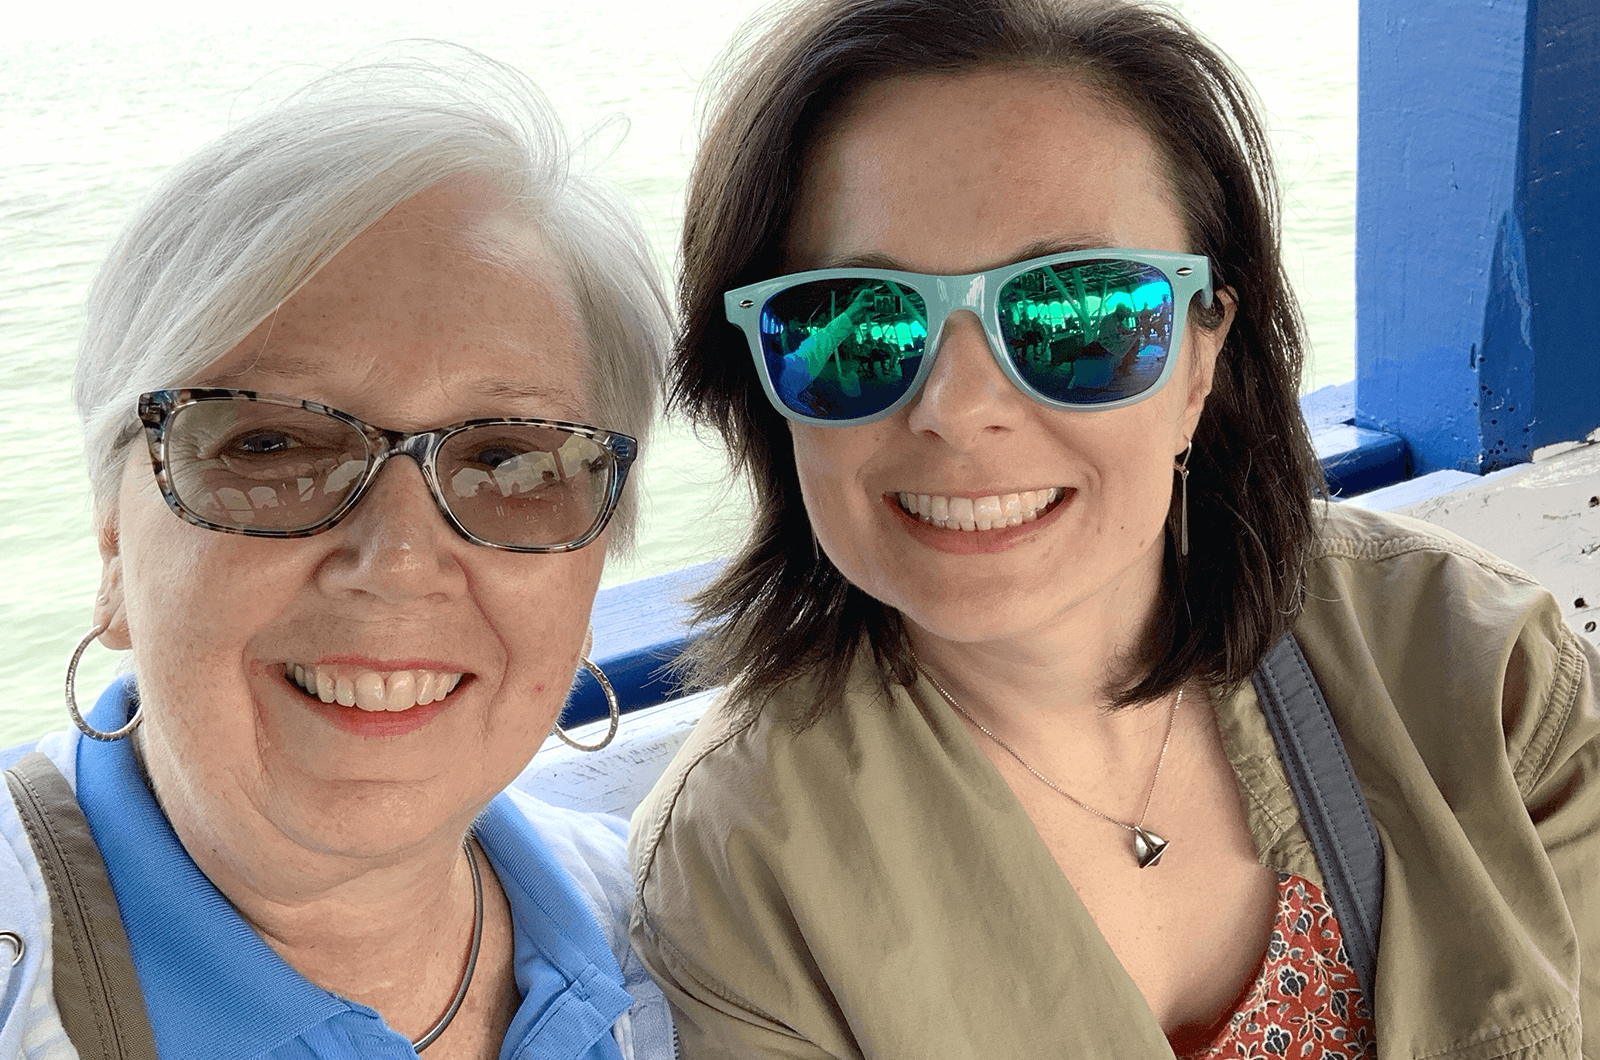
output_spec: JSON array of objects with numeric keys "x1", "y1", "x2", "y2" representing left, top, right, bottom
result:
[
  {"x1": 1351, "y1": 442, "x2": 1600, "y2": 649},
  {"x1": 513, "y1": 689, "x2": 716, "y2": 816}
]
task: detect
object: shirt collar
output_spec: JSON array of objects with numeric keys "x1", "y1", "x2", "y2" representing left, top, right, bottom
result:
[
  {"x1": 476, "y1": 792, "x2": 633, "y2": 1058},
  {"x1": 74, "y1": 676, "x2": 365, "y2": 1060}
]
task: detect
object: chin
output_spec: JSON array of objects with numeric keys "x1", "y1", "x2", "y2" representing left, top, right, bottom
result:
[{"x1": 265, "y1": 780, "x2": 481, "y2": 858}]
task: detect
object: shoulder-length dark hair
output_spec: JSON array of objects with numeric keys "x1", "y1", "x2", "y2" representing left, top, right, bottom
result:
[{"x1": 672, "y1": 0, "x2": 1326, "y2": 725}]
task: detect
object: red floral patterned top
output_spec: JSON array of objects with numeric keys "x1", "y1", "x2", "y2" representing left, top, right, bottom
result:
[{"x1": 1178, "y1": 873, "x2": 1377, "y2": 1060}]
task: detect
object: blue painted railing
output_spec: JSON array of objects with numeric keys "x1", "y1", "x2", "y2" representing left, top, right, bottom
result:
[{"x1": 1356, "y1": 0, "x2": 1600, "y2": 473}]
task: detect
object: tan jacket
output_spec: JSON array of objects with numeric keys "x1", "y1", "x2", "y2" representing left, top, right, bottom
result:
[{"x1": 630, "y1": 503, "x2": 1600, "y2": 1058}]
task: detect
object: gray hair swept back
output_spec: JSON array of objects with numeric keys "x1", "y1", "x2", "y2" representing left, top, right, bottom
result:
[{"x1": 73, "y1": 47, "x2": 668, "y2": 552}]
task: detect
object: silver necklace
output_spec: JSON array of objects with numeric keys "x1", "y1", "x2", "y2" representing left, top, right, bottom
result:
[
  {"x1": 412, "y1": 839, "x2": 485, "y2": 1051},
  {"x1": 922, "y1": 670, "x2": 1184, "y2": 869}
]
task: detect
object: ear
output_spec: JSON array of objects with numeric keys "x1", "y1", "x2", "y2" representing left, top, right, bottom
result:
[
  {"x1": 1179, "y1": 286, "x2": 1236, "y2": 446},
  {"x1": 94, "y1": 515, "x2": 132, "y2": 651},
  {"x1": 581, "y1": 626, "x2": 594, "y2": 661}
]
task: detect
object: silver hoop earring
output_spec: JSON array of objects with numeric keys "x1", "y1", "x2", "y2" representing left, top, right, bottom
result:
[
  {"x1": 555, "y1": 657, "x2": 619, "y2": 752},
  {"x1": 1174, "y1": 442, "x2": 1193, "y2": 559},
  {"x1": 65, "y1": 623, "x2": 140, "y2": 741}
]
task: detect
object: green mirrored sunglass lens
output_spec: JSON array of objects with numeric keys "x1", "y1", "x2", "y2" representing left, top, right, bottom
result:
[
  {"x1": 759, "y1": 278, "x2": 928, "y2": 420},
  {"x1": 998, "y1": 260, "x2": 1176, "y2": 404}
]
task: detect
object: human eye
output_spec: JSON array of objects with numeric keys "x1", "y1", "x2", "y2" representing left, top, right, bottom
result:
[
  {"x1": 459, "y1": 441, "x2": 531, "y2": 471},
  {"x1": 226, "y1": 429, "x2": 300, "y2": 457},
  {"x1": 176, "y1": 404, "x2": 357, "y2": 478}
]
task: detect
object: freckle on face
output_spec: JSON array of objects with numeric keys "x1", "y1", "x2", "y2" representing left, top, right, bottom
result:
[{"x1": 783, "y1": 68, "x2": 1211, "y2": 648}]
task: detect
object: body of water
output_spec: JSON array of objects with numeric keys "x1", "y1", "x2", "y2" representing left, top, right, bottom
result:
[{"x1": 0, "y1": 0, "x2": 1355, "y2": 744}]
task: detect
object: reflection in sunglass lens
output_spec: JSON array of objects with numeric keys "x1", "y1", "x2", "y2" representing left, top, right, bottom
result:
[
  {"x1": 439, "y1": 426, "x2": 612, "y2": 548},
  {"x1": 998, "y1": 259, "x2": 1176, "y2": 405},
  {"x1": 164, "y1": 401, "x2": 369, "y2": 532},
  {"x1": 759, "y1": 279, "x2": 929, "y2": 420}
]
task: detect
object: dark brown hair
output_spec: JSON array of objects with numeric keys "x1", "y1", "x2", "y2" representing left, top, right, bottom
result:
[{"x1": 671, "y1": 0, "x2": 1326, "y2": 724}]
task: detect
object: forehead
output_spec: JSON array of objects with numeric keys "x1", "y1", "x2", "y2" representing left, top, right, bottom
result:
[
  {"x1": 786, "y1": 67, "x2": 1187, "y2": 274},
  {"x1": 200, "y1": 182, "x2": 592, "y2": 424}
]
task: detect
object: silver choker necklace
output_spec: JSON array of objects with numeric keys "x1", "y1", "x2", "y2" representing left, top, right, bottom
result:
[
  {"x1": 412, "y1": 839, "x2": 485, "y2": 1051},
  {"x1": 922, "y1": 670, "x2": 1183, "y2": 869}
]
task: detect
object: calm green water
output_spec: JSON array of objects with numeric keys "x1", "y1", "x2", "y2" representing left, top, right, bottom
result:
[{"x1": 0, "y1": 0, "x2": 1355, "y2": 744}]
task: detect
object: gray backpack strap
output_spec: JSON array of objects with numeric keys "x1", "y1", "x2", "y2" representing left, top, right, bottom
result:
[
  {"x1": 4, "y1": 752, "x2": 159, "y2": 1060},
  {"x1": 1251, "y1": 633, "x2": 1385, "y2": 1006}
]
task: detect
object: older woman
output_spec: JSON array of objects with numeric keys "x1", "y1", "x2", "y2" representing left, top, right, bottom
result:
[
  {"x1": 628, "y1": 0, "x2": 1600, "y2": 1056},
  {"x1": 0, "y1": 55, "x2": 674, "y2": 1059}
]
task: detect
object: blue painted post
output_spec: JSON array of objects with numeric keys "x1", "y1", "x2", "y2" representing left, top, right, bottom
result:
[{"x1": 1357, "y1": 0, "x2": 1600, "y2": 474}]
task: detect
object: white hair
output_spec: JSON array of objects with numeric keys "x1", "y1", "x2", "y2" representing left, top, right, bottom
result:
[{"x1": 73, "y1": 47, "x2": 668, "y2": 552}]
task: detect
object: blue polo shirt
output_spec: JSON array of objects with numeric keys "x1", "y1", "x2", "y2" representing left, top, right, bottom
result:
[{"x1": 73, "y1": 678, "x2": 637, "y2": 1060}]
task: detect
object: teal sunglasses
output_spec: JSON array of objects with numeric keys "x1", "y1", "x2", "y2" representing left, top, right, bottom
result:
[{"x1": 724, "y1": 248, "x2": 1213, "y2": 427}]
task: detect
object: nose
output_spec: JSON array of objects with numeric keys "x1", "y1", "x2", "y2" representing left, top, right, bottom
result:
[
  {"x1": 318, "y1": 456, "x2": 467, "y2": 604},
  {"x1": 904, "y1": 310, "x2": 1031, "y2": 446}
]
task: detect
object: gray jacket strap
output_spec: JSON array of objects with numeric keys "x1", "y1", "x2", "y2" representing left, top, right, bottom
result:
[
  {"x1": 4, "y1": 752, "x2": 159, "y2": 1060},
  {"x1": 1251, "y1": 633, "x2": 1385, "y2": 1006}
]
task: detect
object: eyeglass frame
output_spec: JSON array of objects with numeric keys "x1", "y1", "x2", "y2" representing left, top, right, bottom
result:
[
  {"x1": 723, "y1": 247, "x2": 1214, "y2": 427},
  {"x1": 136, "y1": 387, "x2": 638, "y2": 553}
]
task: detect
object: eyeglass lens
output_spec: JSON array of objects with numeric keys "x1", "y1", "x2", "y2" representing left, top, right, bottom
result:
[
  {"x1": 756, "y1": 258, "x2": 1177, "y2": 420},
  {"x1": 162, "y1": 400, "x2": 614, "y2": 548}
]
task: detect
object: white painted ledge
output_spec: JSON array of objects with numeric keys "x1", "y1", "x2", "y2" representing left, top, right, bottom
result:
[
  {"x1": 1348, "y1": 442, "x2": 1600, "y2": 648},
  {"x1": 512, "y1": 689, "x2": 716, "y2": 816}
]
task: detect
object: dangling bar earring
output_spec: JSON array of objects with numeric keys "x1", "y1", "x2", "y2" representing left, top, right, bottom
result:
[{"x1": 1174, "y1": 442, "x2": 1193, "y2": 558}]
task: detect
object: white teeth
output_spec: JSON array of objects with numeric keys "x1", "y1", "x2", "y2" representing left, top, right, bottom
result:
[
  {"x1": 287, "y1": 664, "x2": 465, "y2": 713},
  {"x1": 354, "y1": 672, "x2": 385, "y2": 711},
  {"x1": 896, "y1": 488, "x2": 1064, "y2": 530}
]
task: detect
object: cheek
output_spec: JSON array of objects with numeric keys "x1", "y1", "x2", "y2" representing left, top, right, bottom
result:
[
  {"x1": 790, "y1": 427, "x2": 865, "y2": 541},
  {"x1": 1079, "y1": 407, "x2": 1188, "y2": 535},
  {"x1": 118, "y1": 485, "x2": 263, "y2": 657},
  {"x1": 490, "y1": 550, "x2": 606, "y2": 697}
]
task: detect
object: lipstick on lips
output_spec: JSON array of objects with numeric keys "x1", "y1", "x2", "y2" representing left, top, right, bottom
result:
[
  {"x1": 283, "y1": 658, "x2": 469, "y2": 737},
  {"x1": 895, "y1": 488, "x2": 1065, "y2": 530},
  {"x1": 289, "y1": 662, "x2": 463, "y2": 711},
  {"x1": 886, "y1": 487, "x2": 1072, "y2": 554}
]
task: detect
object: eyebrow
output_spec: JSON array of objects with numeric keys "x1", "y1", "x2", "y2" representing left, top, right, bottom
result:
[
  {"x1": 193, "y1": 361, "x2": 583, "y2": 417},
  {"x1": 808, "y1": 237, "x2": 1121, "y2": 274},
  {"x1": 198, "y1": 352, "x2": 328, "y2": 384},
  {"x1": 473, "y1": 379, "x2": 585, "y2": 416}
]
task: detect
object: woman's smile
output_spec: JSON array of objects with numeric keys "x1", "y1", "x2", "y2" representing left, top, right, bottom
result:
[
  {"x1": 107, "y1": 181, "x2": 609, "y2": 846},
  {"x1": 882, "y1": 487, "x2": 1074, "y2": 556},
  {"x1": 892, "y1": 488, "x2": 1068, "y2": 530},
  {"x1": 285, "y1": 661, "x2": 466, "y2": 713},
  {"x1": 275, "y1": 656, "x2": 472, "y2": 738},
  {"x1": 784, "y1": 67, "x2": 1224, "y2": 644}
]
